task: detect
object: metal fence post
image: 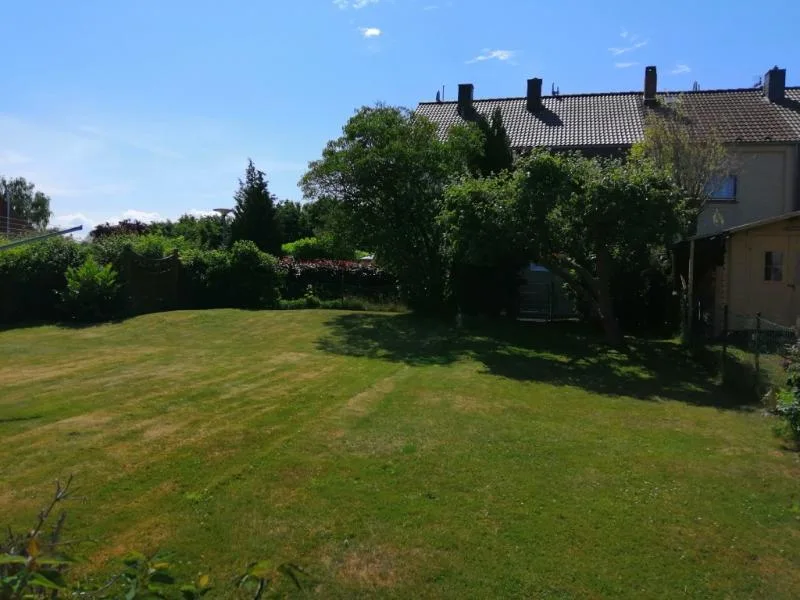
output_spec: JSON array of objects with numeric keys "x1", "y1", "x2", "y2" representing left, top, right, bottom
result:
[
  {"x1": 721, "y1": 304, "x2": 729, "y2": 380},
  {"x1": 754, "y1": 312, "x2": 761, "y2": 390}
]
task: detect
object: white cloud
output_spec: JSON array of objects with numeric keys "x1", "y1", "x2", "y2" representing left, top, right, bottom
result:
[
  {"x1": 360, "y1": 27, "x2": 382, "y2": 38},
  {"x1": 186, "y1": 209, "x2": 219, "y2": 218},
  {"x1": 334, "y1": 0, "x2": 379, "y2": 8},
  {"x1": 615, "y1": 61, "x2": 639, "y2": 69},
  {"x1": 120, "y1": 209, "x2": 162, "y2": 222},
  {"x1": 51, "y1": 212, "x2": 96, "y2": 233},
  {"x1": 608, "y1": 40, "x2": 647, "y2": 55},
  {"x1": 671, "y1": 64, "x2": 691, "y2": 75},
  {"x1": 423, "y1": 4, "x2": 438, "y2": 9},
  {"x1": 466, "y1": 49, "x2": 516, "y2": 64}
]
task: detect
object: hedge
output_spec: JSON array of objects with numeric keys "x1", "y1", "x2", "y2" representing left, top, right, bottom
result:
[
  {"x1": 0, "y1": 238, "x2": 87, "y2": 323},
  {"x1": 277, "y1": 258, "x2": 397, "y2": 301},
  {"x1": 281, "y1": 235, "x2": 355, "y2": 261},
  {"x1": 0, "y1": 239, "x2": 395, "y2": 325}
]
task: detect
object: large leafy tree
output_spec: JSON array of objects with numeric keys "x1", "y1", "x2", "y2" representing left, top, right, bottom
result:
[
  {"x1": 0, "y1": 176, "x2": 52, "y2": 231},
  {"x1": 444, "y1": 151, "x2": 686, "y2": 345},
  {"x1": 275, "y1": 200, "x2": 313, "y2": 243},
  {"x1": 152, "y1": 215, "x2": 224, "y2": 249},
  {"x1": 301, "y1": 105, "x2": 481, "y2": 312},
  {"x1": 230, "y1": 160, "x2": 281, "y2": 255}
]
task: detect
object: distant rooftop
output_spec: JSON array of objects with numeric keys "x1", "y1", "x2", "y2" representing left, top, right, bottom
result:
[{"x1": 416, "y1": 66, "x2": 800, "y2": 149}]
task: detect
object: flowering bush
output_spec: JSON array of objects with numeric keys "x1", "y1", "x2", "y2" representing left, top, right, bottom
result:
[{"x1": 277, "y1": 258, "x2": 396, "y2": 301}]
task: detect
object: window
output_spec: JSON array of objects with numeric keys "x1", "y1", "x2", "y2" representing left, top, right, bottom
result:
[
  {"x1": 706, "y1": 175, "x2": 737, "y2": 201},
  {"x1": 765, "y1": 251, "x2": 784, "y2": 282}
]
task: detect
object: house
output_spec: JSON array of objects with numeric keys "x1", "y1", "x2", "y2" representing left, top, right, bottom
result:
[
  {"x1": 690, "y1": 212, "x2": 800, "y2": 332},
  {"x1": 416, "y1": 66, "x2": 800, "y2": 237},
  {"x1": 417, "y1": 65, "x2": 800, "y2": 326}
]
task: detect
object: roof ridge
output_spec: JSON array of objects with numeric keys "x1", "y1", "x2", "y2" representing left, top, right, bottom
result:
[
  {"x1": 418, "y1": 91, "x2": 641, "y2": 105},
  {"x1": 416, "y1": 86, "x2": 800, "y2": 106}
]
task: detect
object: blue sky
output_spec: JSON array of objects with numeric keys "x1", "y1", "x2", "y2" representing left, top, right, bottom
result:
[{"x1": 1, "y1": 0, "x2": 798, "y2": 233}]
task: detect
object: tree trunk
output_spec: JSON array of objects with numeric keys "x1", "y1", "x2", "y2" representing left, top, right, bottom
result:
[{"x1": 595, "y1": 248, "x2": 623, "y2": 347}]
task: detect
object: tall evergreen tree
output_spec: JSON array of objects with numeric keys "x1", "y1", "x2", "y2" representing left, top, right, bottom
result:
[
  {"x1": 230, "y1": 159, "x2": 281, "y2": 254},
  {"x1": 471, "y1": 108, "x2": 514, "y2": 176}
]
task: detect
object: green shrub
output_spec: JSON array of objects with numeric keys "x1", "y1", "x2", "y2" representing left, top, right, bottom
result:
[
  {"x1": 775, "y1": 390, "x2": 800, "y2": 441},
  {"x1": 180, "y1": 242, "x2": 281, "y2": 309},
  {"x1": 776, "y1": 341, "x2": 800, "y2": 442},
  {"x1": 281, "y1": 235, "x2": 354, "y2": 261},
  {"x1": 277, "y1": 258, "x2": 397, "y2": 301},
  {"x1": 60, "y1": 257, "x2": 120, "y2": 322},
  {"x1": 180, "y1": 248, "x2": 232, "y2": 309},
  {"x1": 229, "y1": 240, "x2": 281, "y2": 308},
  {"x1": 0, "y1": 238, "x2": 87, "y2": 324},
  {"x1": 91, "y1": 233, "x2": 191, "y2": 267}
]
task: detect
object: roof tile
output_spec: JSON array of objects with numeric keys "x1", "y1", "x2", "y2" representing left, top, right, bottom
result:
[{"x1": 416, "y1": 87, "x2": 800, "y2": 148}]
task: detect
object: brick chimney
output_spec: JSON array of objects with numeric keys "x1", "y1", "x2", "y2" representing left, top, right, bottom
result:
[
  {"x1": 764, "y1": 66, "x2": 786, "y2": 102},
  {"x1": 644, "y1": 66, "x2": 657, "y2": 104},
  {"x1": 458, "y1": 83, "x2": 474, "y2": 116},
  {"x1": 526, "y1": 78, "x2": 543, "y2": 112}
]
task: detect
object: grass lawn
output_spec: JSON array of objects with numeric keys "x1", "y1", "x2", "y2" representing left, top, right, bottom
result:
[{"x1": 1, "y1": 310, "x2": 799, "y2": 598}]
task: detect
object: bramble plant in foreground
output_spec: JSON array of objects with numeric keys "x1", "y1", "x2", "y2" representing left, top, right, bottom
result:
[{"x1": 0, "y1": 477, "x2": 309, "y2": 599}]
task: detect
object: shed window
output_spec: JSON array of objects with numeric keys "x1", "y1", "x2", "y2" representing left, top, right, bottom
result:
[
  {"x1": 764, "y1": 251, "x2": 784, "y2": 282},
  {"x1": 706, "y1": 175, "x2": 737, "y2": 200}
]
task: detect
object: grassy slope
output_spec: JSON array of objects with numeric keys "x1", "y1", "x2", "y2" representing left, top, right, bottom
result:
[{"x1": 1, "y1": 310, "x2": 799, "y2": 598}]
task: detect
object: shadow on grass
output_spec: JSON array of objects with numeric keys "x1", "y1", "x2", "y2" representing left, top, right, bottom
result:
[
  {"x1": 0, "y1": 415, "x2": 42, "y2": 424},
  {"x1": 317, "y1": 312, "x2": 757, "y2": 411}
]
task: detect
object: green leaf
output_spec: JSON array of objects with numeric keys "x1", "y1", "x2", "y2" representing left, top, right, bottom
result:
[
  {"x1": 247, "y1": 560, "x2": 274, "y2": 578},
  {"x1": 149, "y1": 571, "x2": 176, "y2": 584},
  {"x1": 28, "y1": 571, "x2": 66, "y2": 590},
  {"x1": 123, "y1": 551, "x2": 147, "y2": 567},
  {"x1": 0, "y1": 554, "x2": 27, "y2": 565}
]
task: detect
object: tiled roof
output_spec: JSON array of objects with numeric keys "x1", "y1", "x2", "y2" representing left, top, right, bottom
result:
[{"x1": 416, "y1": 87, "x2": 800, "y2": 149}]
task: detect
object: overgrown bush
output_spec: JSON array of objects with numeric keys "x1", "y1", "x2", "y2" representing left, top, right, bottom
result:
[
  {"x1": 229, "y1": 240, "x2": 282, "y2": 308},
  {"x1": 180, "y1": 241, "x2": 281, "y2": 309},
  {"x1": 281, "y1": 235, "x2": 354, "y2": 261},
  {"x1": 278, "y1": 258, "x2": 396, "y2": 301},
  {"x1": 450, "y1": 263, "x2": 524, "y2": 317},
  {"x1": 775, "y1": 341, "x2": 800, "y2": 443},
  {"x1": 60, "y1": 257, "x2": 120, "y2": 322},
  {"x1": 0, "y1": 237, "x2": 87, "y2": 324},
  {"x1": 611, "y1": 248, "x2": 679, "y2": 333}
]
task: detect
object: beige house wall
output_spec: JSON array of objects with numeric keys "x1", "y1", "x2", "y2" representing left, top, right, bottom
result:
[
  {"x1": 723, "y1": 218, "x2": 800, "y2": 329},
  {"x1": 696, "y1": 144, "x2": 799, "y2": 236}
]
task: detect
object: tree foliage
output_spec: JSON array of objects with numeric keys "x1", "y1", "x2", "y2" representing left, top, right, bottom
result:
[
  {"x1": 473, "y1": 108, "x2": 514, "y2": 176},
  {"x1": 301, "y1": 105, "x2": 481, "y2": 312},
  {"x1": 230, "y1": 160, "x2": 281, "y2": 255},
  {"x1": 151, "y1": 215, "x2": 223, "y2": 250},
  {"x1": 90, "y1": 219, "x2": 151, "y2": 240},
  {"x1": 275, "y1": 200, "x2": 313, "y2": 243},
  {"x1": 633, "y1": 98, "x2": 735, "y2": 232},
  {"x1": 444, "y1": 151, "x2": 686, "y2": 344},
  {"x1": 0, "y1": 176, "x2": 52, "y2": 231}
]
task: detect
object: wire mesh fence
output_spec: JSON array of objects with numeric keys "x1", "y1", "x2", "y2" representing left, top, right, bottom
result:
[{"x1": 699, "y1": 306, "x2": 795, "y2": 401}]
